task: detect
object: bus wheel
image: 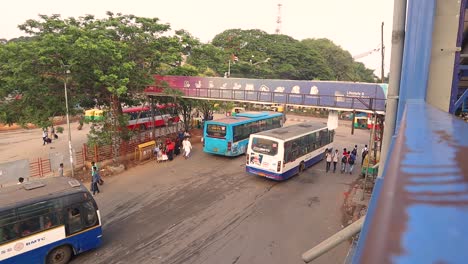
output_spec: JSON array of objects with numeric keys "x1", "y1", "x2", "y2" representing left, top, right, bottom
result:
[
  {"x1": 46, "y1": 245, "x2": 72, "y2": 264},
  {"x1": 298, "y1": 162, "x2": 305, "y2": 175}
]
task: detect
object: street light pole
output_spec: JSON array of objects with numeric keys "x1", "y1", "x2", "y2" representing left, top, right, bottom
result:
[{"x1": 64, "y1": 68, "x2": 74, "y2": 177}]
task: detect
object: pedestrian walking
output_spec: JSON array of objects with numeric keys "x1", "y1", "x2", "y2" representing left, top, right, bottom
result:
[
  {"x1": 166, "y1": 138, "x2": 174, "y2": 161},
  {"x1": 348, "y1": 151, "x2": 356, "y2": 174},
  {"x1": 178, "y1": 129, "x2": 185, "y2": 142},
  {"x1": 58, "y1": 163, "x2": 64, "y2": 177},
  {"x1": 332, "y1": 149, "x2": 339, "y2": 173},
  {"x1": 351, "y1": 145, "x2": 358, "y2": 163},
  {"x1": 91, "y1": 161, "x2": 99, "y2": 171},
  {"x1": 91, "y1": 166, "x2": 101, "y2": 195},
  {"x1": 341, "y1": 148, "x2": 348, "y2": 173},
  {"x1": 325, "y1": 149, "x2": 332, "y2": 173},
  {"x1": 50, "y1": 126, "x2": 56, "y2": 139},
  {"x1": 42, "y1": 129, "x2": 49, "y2": 145},
  {"x1": 182, "y1": 137, "x2": 192, "y2": 159},
  {"x1": 174, "y1": 138, "x2": 181, "y2": 156},
  {"x1": 361, "y1": 145, "x2": 369, "y2": 166}
]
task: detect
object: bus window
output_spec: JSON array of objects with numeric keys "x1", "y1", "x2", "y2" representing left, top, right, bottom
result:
[
  {"x1": 233, "y1": 125, "x2": 242, "y2": 142},
  {"x1": 320, "y1": 129, "x2": 329, "y2": 146},
  {"x1": 0, "y1": 208, "x2": 17, "y2": 226},
  {"x1": 19, "y1": 218, "x2": 41, "y2": 237},
  {"x1": 207, "y1": 124, "x2": 226, "y2": 138},
  {"x1": 251, "y1": 137, "x2": 278, "y2": 155},
  {"x1": 1, "y1": 222, "x2": 19, "y2": 244},
  {"x1": 272, "y1": 117, "x2": 281, "y2": 127},
  {"x1": 17, "y1": 200, "x2": 57, "y2": 220},
  {"x1": 67, "y1": 207, "x2": 83, "y2": 235},
  {"x1": 233, "y1": 124, "x2": 252, "y2": 142},
  {"x1": 266, "y1": 118, "x2": 273, "y2": 130},
  {"x1": 82, "y1": 201, "x2": 98, "y2": 228}
]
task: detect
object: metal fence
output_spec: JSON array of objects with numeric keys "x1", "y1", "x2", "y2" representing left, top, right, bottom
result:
[
  {"x1": 0, "y1": 123, "x2": 183, "y2": 187},
  {"x1": 84, "y1": 123, "x2": 184, "y2": 162}
]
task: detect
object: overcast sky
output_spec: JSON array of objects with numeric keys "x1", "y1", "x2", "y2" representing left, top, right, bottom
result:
[{"x1": 1, "y1": 0, "x2": 394, "y2": 76}]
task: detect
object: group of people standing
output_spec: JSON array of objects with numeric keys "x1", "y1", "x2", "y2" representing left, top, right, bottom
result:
[
  {"x1": 42, "y1": 126, "x2": 58, "y2": 145},
  {"x1": 325, "y1": 144, "x2": 369, "y2": 175},
  {"x1": 154, "y1": 130, "x2": 192, "y2": 162}
]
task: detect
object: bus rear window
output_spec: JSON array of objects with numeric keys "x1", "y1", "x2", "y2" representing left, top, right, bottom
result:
[
  {"x1": 251, "y1": 137, "x2": 278, "y2": 155},
  {"x1": 207, "y1": 124, "x2": 226, "y2": 138}
]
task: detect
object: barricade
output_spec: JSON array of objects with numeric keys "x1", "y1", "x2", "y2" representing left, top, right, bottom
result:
[{"x1": 135, "y1": 140, "x2": 156, "y2": 162}]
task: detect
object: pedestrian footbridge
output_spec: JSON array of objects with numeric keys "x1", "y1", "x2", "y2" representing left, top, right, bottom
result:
[{"x1": 145, "y1": 76, "x2": 387, "y2": 113}]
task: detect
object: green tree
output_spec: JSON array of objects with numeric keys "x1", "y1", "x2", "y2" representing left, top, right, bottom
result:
[
  {"x1": 0, "y1": 13, "x2": 187, "y2": 162},
  {"x1": 301, "y1": 38, "x2": 376, "y2": 82},
  {"x1": 186, "y1": 43, "x2": 225, "y2": 76},
  {"x1": 196, "y1": 100, "x2": 216, "y2": 121},
  {"x1": 210, "y1": 29, "x2": 333, "y2": 80}
]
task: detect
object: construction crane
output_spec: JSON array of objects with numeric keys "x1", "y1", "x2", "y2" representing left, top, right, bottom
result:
[{"x1": 353, "y1": 48, "x2": 380, "y2": 60}]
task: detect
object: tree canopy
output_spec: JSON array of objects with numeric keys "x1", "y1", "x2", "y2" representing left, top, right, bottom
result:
[
  {"x1": 0, "y1": 12, "x2": 186, "y2": 127},
  {"x1": 186, "y1": 29, "x2": 376, "y2": 82},
  {"x1": 0, "y1": 16, "x2": 378, "y2": 129}
]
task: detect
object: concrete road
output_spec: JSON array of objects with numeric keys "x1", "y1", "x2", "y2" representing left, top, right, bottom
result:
[
  {"x1": 69, "y1": 123, "x2": 370, "y2": 264},
  {"x1": 0, "y1": 114, "x2": 353, "y2": 163}
]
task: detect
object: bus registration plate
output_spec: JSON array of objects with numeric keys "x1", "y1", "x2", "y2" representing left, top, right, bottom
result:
[{"x1": 213, "y1": 148, "x2": 218, "y2": 152}]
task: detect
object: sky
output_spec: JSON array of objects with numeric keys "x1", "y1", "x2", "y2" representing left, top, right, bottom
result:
[{"x1": 0, "y1": 0, "x2": 394, "y2": 76}]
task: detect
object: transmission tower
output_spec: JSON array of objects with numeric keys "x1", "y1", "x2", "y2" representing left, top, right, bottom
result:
[{"x1": 275, "y1": 3, "x2": 282, "y2": 34}]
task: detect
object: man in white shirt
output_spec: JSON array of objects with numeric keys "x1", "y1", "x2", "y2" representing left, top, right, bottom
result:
[
  {"x1": 182, "y1": 138, "x2": 192, "y2": 159},
  {"x1": 42, "y1": 129, "x2": 48, "y2": 145},
  {"x1": 58, "y1": 163, "x2": 64, "y2": 177}
]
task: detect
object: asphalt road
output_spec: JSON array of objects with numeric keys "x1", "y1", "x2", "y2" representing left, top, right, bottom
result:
[{"x1": 67, "y1": 122, "x2": 370, "y2": 264}]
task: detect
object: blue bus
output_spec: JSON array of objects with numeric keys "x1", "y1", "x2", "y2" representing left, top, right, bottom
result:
[
  {"x1": 246, "y1": 122, "x2": 334, "y2": 180},
  {"x1": 0, "y1": 177, "x2": 102, "y2": 264},
  {"x1": 203, "y1": 112, "x2": 283, "y2": 156}
]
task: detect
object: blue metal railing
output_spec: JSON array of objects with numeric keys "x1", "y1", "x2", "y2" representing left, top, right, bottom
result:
[
  {"x1": 353, "y1": 102, "x2": 468, "y2": 263},
  {"x1": 353, "y1": 0, "x2": 468, "y2": 263}
]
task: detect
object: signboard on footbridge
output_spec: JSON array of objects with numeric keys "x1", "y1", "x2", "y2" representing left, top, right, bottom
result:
[{"x1": 145, "y1": 75, "x2": 387, "y2": 113}]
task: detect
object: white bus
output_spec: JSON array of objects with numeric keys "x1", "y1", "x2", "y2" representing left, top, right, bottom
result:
[{"x1": 246, "y1": 122, "x2": 335, "y2": 181}]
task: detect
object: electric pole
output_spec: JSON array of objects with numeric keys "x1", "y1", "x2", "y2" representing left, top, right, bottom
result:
[
  {"x1": 275, "y1": 3, "x2": 282, "y2": 34},
  {"x1": 381, "y1": 22, "x2": 385, "y2": 83}
]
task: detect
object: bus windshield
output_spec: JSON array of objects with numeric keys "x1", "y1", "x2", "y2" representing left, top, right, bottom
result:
[
  {"x1": 251, "y1": 137, "x2": 278, "y2": 155},
  {"x1": 207, "y1": 124, "x2": 226, "y2": 138}
]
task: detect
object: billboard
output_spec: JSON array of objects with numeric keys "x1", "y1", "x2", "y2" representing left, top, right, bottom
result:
[{"x1": 145, "y1": 76, "x2": 387, "y2": 111}]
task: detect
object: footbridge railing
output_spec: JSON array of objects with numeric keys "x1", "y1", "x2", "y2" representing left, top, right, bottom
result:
[{"x1": 145, "y1": 76, "x2": 387, "y2": 112}]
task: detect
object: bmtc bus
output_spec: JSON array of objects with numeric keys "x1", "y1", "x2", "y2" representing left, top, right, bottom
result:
[
  {"x1": 0, "y1": 177, "x2": 102, "y2": 264},
  {"x1": 246, "y1": 122, "x2": 335, "y2": 180},
  {"x1": 203, "y1": 112, "x2": 283, "y2": 156},
  {"x1": 123, "y1": 104, "x2": 180, "y2": 130}
]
